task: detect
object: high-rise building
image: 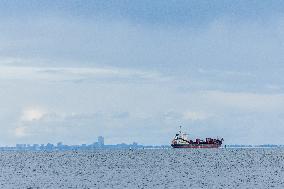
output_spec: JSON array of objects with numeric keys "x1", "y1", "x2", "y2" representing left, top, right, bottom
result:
[{"x1": 98, "y1": 136, "x2": 104, "y2": 147}]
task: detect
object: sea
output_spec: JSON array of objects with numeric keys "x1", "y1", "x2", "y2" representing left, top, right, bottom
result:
[{"x1": 0, "y1": 148, "x2": 284, "y2": 188}]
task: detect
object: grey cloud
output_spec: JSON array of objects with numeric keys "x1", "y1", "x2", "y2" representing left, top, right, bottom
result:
[{"x1": 1, "y1": 1, "x2": 284, "y2": 145}]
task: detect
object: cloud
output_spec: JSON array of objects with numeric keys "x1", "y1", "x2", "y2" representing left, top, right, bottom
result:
[
  {"x1": 14, "y1": 127, "x2": 28, "y2": 137},
  {"x1": 183, "y1": 111, "x2": 211, "y2": 121},
  {"x1": 0, "y1": 65, "x2": 167, "y2": 84},
  {"x1": 14, "y1": 109, "x2": 132, "y2": 139},
  {"x1": 21, "y1": 107, "x2": 46, "y2": 122},
  {"x1": 1, "y1": 1, "x2": 284, "y2": 144},
  {"x1": 203, "y1": 90, "x2": 284, "y2": 112}
]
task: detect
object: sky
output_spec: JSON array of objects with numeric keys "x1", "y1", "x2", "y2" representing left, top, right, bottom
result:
[{"x1": 0, "y1": 0, "x2": 284, "y2": 145}]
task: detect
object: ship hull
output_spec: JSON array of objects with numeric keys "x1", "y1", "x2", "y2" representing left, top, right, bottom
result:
[{"x1": 171, "y1": 143, "x2": 221, "y2": 148}]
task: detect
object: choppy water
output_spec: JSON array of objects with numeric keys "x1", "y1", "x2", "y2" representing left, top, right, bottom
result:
[{"x1": 0, "y1": 149, "x2": 284, "y2": 188}]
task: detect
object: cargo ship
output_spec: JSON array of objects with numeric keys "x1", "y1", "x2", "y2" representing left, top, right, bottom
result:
[{"x1": 171, "y1": 126, "x2": 223, "y2": 148}]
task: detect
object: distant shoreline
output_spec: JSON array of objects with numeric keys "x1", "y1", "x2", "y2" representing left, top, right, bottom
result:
[{"x1": 0, "y1": 143, "x2": 283, "y2": 151}]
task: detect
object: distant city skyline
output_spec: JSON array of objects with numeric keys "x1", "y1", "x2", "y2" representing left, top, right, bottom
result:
[
  {"x1": 2, "y1": 134, "x2": 283, "y2": 151},
  {"x1": 0, "y1": 1, "x2": 284, "y2": 145},
  {"x1": 3, "y1": 136, "x2": 170, "y2": 151}
]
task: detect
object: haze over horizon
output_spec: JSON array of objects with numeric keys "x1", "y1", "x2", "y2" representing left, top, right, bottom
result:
[{"x1": 1, "y1": 0, "x2": 284, "y2": 145}]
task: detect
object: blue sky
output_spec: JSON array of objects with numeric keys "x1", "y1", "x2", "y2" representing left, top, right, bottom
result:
[{"x1": 0, "y1": 1, "x2": 284, "y2": 145}]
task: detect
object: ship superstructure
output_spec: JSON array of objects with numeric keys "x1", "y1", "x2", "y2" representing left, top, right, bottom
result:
[{"x1": 171, "y1": 126, "x2": 223, "y2": 148}]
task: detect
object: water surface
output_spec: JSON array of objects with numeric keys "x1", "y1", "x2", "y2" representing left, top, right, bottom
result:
[{"x1": 1, "y1": 149, "x2": 284, "y2": 188}]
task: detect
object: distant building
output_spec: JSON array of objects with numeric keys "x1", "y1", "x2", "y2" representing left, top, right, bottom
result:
[
  {"x1": 98, "y1": 136, "x2": 104, "y2": 147},
  {"x1": 57, "y1": 142, "x2": 63, "y2": 147},
  {"x1": 16, "y1": 144, "x2": 26, "y2": 150},
  {"x1": 32, "y1": 144, "x2": 39, "y2": 150},
  {"x1": 46, "y1": 143, "x2": 54, "y2": 151}
]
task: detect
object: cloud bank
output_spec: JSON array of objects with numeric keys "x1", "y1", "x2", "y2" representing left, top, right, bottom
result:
[{"x1": 0, "y1": 1, "x2": 284, "y2": 145}]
